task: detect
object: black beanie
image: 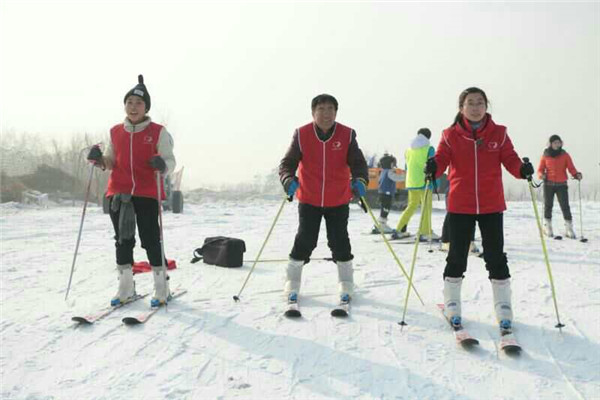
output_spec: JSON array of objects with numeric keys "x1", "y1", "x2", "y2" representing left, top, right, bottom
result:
[
  {"x1": 124, "y1": 75, "x2": 151, "y2": 112},
  {"x1": 549, "y1": 134, "x2": 562, "y2": 144},
  {"x1": 418, "y1": 128, "x2": 431, "y2": 139}
]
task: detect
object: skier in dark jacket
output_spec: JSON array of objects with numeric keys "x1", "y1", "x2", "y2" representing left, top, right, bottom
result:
[
  {"x1": 372, "y1": 152, "x2": 403, "y2": 234},
  {"x1": 279, "y1": 94, "x2": 369, "y2": 304},
  {"x1": 425, "y1": 87, "x2": 534, "y2": 332}
]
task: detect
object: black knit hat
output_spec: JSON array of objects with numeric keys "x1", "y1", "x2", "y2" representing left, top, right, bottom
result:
[
  {"x1": 549, "y1": 134, "x2": 562, "y2": 144},
  {"x1": 124, "y1": 75, "x2": 151, "y2": 112},
  {"x1": 418, "y1": 128, "x2": 431, "y2": 139}
]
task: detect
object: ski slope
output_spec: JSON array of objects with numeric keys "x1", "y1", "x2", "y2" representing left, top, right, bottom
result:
[{"x1": 1, "y1": 197, "x2": 599, "y2": 400}]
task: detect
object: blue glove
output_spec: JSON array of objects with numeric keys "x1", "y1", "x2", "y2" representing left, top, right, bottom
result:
[
  {"x1": 351, "y1": 178, "x2": 367, "y2": 197},
  {"x1": 284, "y1": 177, "x2": 299, "y2": 200}
]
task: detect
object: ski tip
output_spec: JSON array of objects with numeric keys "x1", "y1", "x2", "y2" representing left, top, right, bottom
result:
[
  {"x1": 122, "y1": 317, "x2": 142, "y2": 325},
  {"x1": 71, "y1": 317, "x2": 92, "y2": 325},
  {"x1": 502, "y1": 345, "x2": 522, "y2": 355},
  {"x1": 460, "y1": 338, "x2": 480, "y2": 348},
  {"x1": 284, "y1": 309, "x2": 302, "y2": 318},
  {"x1": 331, "y1": 309, "x2": 348, "y2": 317}
]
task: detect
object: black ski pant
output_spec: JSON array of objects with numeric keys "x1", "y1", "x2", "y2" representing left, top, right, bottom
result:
[
  {"x1": 441, "y1": 193, "x2": 474, "y2": 243},
  {"x1": 379, "y1": 193, "x2": 393, "y2": 219},
  {"x1": 444, "y1": 212, "x2": 510, "y2": 280},
  {"x1": 290, "y1": 203, "x2": 353, "y2": 263},
  {"x1": 543, "y1": 183, "x2": 572, "y2": 221},
  {"x1": 109, "y1": 196, "x2": 164, "y2": 267}
]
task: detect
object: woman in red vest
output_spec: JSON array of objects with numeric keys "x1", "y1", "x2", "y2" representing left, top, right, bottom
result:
[
  {"x1": 536, "y1": 134, "x2": 582, "y2": 238},
  {"x1": 279, "y1": 94, "x2": 369, "y2": 307},
  {"x1": 424, "y1": 87, "x2": 534, "y2": 334},
  {"x1": 87, "y1": 75, "x2": 176, "y2": 308}
]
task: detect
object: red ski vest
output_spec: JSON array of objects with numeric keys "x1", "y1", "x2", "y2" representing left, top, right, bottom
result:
[
  {"x1": 296, "y1": 122, "x2": 353, "y2": 207},
  {"x1": 107, "y1": 122, "x2": 165, "y2": 199}
]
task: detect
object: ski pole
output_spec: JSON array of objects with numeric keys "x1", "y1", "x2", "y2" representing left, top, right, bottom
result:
[
  {"x1": 523, "y1": 157, "x2": 564, "y2": 329},
  {"x1": 362, "y1": 196, "x2": 425, "y2": 305},
  {"x1": 65, "y1": 164, "x2": 95, "y2": 300},
  {"x1": 399, "y1": 185, "x2": 431, "y2": 326},
  {"x1": 233, "y1": 197, "x2": 287, "y2": 302},
  {"x1": 156, "y1": 171, "x2": 167, "y2": 275},
  {"x1": 577, "y1": 180, "x2": 588, "y2": 243}
]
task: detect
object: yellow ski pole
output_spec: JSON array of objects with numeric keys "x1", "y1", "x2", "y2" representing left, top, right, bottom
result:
[
  {"x1": 399, "y1": 185, "x2": 431, "y2": 325},
  {"x1": 523, "y1": 157, "x2": 564, "y2": 329},
  {"x1": 362, "y1": 196, "x2": 425, "y2": 305},
  {"x1": 233, "y1": 197, "x2": 287, "y2": 302}
]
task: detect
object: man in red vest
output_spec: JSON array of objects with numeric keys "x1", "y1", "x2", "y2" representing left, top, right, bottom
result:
[{"x1": 279, "y1": 94, "x2": 369, "y2": 306}]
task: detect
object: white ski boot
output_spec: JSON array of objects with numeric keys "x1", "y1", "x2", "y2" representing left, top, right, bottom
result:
[
  {"x1": 336, "y1": 260, "x2": 354, "y2": 298},
  {"x1": 543, "y1": 219, "x2": 554, "y2": 237},
  {"x1": 419, "y1": 231, "x2": 441, "y2": 242},
  {"x1": 491, "y1": 278, "x2": 513, "y2": 332},
  {"x1": 565, "y1": 220, "x2": 577, "y2": 239},
  {"x1": 111, "y1": 264, "x2": 136, "y2": 306},
  {"x1": 443, "y1": 277, "x2": 463, "y2": 327},
  {"x1": 151, "y1": 266, "x2": 171, "y2": 307},
  {"x1": 284, "y1": 258, "x2": 304, "y2": 296},
  {"x1": 372, "y1": 217, "x2": 394, "y2": 234}
]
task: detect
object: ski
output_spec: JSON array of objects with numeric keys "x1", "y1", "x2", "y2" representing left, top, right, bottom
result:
[
  {"x1": 437, "y1": 304, "x2": 479, "y2": 348},
  {"x1": 284, "y1": 300, "x2": 302, "y2": 318},
  {"x1": 122, "y1": 289, "x2": 187, "y2": 325},
  {"x1": 331, "y1": 295, "x2": 351, "y2": 317},
  {"x1": 72, "y1": 293, "x2": 149, "y2": 325},
  {"x1": 499, "y1": 328, "x2": 522, "y2": 355}
]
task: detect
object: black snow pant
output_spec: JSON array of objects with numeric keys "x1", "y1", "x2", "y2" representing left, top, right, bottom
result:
[
  {"x1": 379, "y1": 193, "x2": 393, "y2": 219},
  {"x1": 543, "y1": 183, "x2": 572, "y2": 221},
  {"x1": 290, "y1": 203, "x2": 353, "y2": 263},
  {"x1": 109, "y1": 196, "x2": 164, "y2": 267},
  {"x1": 441, "y1": 193, "x2": 475, "y2": 243},
  {"x1": 444, "y1": 212, "x2": 510, "y2": 280}
]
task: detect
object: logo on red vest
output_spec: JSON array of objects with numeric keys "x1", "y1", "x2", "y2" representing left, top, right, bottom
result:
[
  {"x1": 488, "y1": 142, "x2": 499, "y2": 151},
  {"x1": 332, "y1": 141, "x2": 342, "y2": 151},
  {"x1": 144, "y1": 135, "x2": 154, "y2": 144}
]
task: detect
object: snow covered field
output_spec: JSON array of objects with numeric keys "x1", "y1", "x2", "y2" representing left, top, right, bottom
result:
[{"x1": 1, "y1": 196, "x2": 599, "y2": 400}]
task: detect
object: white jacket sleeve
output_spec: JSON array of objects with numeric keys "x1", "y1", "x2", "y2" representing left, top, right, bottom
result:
[
  {"x1": 158, "y1": 127, "x2": 176, "y2": 174},
  {"x1": 387, "y1": 170, "x2": 405, "y2": 183}
]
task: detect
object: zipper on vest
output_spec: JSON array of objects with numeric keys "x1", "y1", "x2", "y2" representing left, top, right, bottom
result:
[
  {"x1": 321, "y1": 141, "x2": 326, "y2": 207},
  {"x1": 474, "y1": 141, "x2": 479, "y2": 214},
  {"x1": 129, "y1": 125, "x2": 136, "y2": 195}
]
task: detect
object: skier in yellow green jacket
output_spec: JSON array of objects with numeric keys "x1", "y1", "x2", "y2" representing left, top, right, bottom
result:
[{"x1": 392, "y1": 128, "x2": 440, "y2": 241}]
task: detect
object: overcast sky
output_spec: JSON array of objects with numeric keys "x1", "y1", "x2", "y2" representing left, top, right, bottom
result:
[{"x1": 1, "y1": 1, "x2": 599, "y2": 190}]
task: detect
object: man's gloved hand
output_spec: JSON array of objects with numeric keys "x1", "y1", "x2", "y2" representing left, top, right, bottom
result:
[
  {"x1": 574, "y1": 172, "x2": 583, "y2": 181},
  {"x1": 149, "y1": 155, "x2": 167, "y2": 173},
  {"x1": 424, "y1": 157, "x2": 437, "y2": 179},
  {"x1": 87, "y1": 145, "x2": 103, "y2": 163},
  {"x1": 283, "y1": 177, "x2": 299, "y2": 201},
  {"x1": 351, "y1": 178, "x2": 367, "y2": 197},
  {"x1": 520, "y1": 159, "x2": 534, "y2": 179}
]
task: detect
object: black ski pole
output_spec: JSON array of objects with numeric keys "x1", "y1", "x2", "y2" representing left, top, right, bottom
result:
[
  {"x1": 65, "y1": 164, "x2": 95, "y2": 301},
  {"x1": 577, "y1": 180, "x2": 588, "y2": 243}
]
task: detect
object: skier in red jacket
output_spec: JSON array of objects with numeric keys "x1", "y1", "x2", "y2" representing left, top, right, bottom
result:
[
  {"x1": 424, "y1": 87, "x2": 534, "y2": 333},
  {"x1": 87, "y1": 75, "x2": 176, "y2": 308},
  {"x1": 279, "y1": 94, "x2": 369, "y2": 307},
  {"x1": 536, "y1": 134, "x2": 582, "y2": 238}
]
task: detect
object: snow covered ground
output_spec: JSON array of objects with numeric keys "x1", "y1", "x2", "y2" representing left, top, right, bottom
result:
[{"x1": 1, "y1": 195, "x2": 599, "y2": 400}]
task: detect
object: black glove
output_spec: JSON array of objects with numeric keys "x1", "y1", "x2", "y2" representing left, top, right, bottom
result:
[
  {"x1": 574, "y1": 172, "x2": 583, "y2": 181},
  {"x1": 87, "y1": 145, "x2": 103, "y2": 162},
  {"x1": 149, "y1": 155, "x2": 167, "y2": 173},
  {"x1": 520, "y1": 160, "x2": 534, "y2": 179},
  {"x1": 424, "y1": 158, "x2": 437, "y2": 179}
]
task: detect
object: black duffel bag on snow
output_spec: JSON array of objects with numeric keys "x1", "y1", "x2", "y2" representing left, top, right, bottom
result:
[{"x1": 190, "y1": 236, "x2": 246, "y2": 268}]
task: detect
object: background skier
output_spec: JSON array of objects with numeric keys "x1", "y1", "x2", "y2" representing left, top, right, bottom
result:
[{"x1": 536, "y1": 134, "x2": 582, "y2": 238}]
